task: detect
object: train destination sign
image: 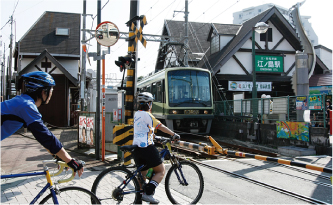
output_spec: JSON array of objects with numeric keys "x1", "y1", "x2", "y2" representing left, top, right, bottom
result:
[{"x1": 255, "y1": 55, "x2": 283, "y2": 73}]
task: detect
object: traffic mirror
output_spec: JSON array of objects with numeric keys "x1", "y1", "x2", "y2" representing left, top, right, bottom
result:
[{"x1": 95, "y1": 21, "x2": 119, "y2": 47}]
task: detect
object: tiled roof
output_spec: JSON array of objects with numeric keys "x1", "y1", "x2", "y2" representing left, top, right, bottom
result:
[
  {"x1": 309, "y1": 72, "x2": 332, "y2": 87},
  {"x1": 166, "y1": 20, "x2": 212, "y2": 61},
  {"x1": 18, "y1": 11, "x2": 81, "y2": 56},
  {"x1": 212, "y1": 23, "x2": 241, "y2": 35}
]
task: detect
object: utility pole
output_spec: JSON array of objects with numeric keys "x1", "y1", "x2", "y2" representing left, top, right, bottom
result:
[
  {"x1": 1, "y1": 43, "x2": 5, "y2": 101},
  {"x1": 95, "y1": 0, "x2": 101, "y2": 160},
  {"x1": 81, "y1": 0, "x2": 87, "y2": 111},
  {"x1": 6, "y1": 15, "x2": 13, "y2": 99},
  {"x1": 184, "y1": 0, "x2": 189, "y2": 67},
  {"x1": 174, "y1": 0, "x2": 189, "y2": 67},
  {"x1": 295, "y1": 51, "x2": 309, "y2": 122},
  {"x1": 124, "y1": 0, "x2": 139, "y2": 123}
]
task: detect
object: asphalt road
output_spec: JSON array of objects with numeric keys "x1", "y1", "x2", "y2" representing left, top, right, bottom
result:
[{"x1": 1, "y1": 130, "x2": 332, "y2": 204}]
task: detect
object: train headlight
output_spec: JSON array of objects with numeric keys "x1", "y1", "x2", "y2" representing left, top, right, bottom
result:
[
  {"x1": 172, "y1": 110, "x2": 178, "y2": 114},
  {"x1": 204, "y1": 110, "x2": 209, "y2": 114}
]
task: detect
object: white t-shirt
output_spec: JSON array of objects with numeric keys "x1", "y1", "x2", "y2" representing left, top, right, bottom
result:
[{"x1": 133, "y1": 110, "x2": 161, "y2": 147}]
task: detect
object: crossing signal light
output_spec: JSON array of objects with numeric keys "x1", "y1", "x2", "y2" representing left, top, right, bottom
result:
[{"x1": 115, "y1": 56, "x2": 133, "y2": 72}]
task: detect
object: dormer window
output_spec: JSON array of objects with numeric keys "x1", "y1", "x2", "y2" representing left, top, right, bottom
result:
[
  {"x1": 56, "y1": 28, "x2": 70, "y2": 36},
  {"x1": 211, "y1": 35, "x2": 219, "y2": 54}
]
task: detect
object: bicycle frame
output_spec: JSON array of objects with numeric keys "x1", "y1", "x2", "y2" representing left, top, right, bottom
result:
[
  {"x1": 1, "y1": 167, "x2": 59, "y2": 204},
  {"x1": 1, "y1": 159, "x2": 75, "y2": 204},
  {"x1": 158, "y1": 139, "x2": 189, "y2": 186},
  {"x1": 125, "y1": 137, "x2": 188, "y2": 188}
]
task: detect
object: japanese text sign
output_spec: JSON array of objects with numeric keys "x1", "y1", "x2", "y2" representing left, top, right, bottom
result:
[{"x1": 255, "y1": 55, "x2": 283, "y2": 73}]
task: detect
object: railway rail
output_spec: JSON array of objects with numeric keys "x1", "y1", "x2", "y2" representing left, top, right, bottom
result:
[
  {"x1": 221, "y1": 156, "x2": 332, "y2": 188},
  {"x1": 186, "y1": 157, "x2": 329, "y2": 204}
]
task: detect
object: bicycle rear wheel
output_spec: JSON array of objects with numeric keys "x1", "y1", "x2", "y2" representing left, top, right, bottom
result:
[
  {"x1": 91, "y1": 166, "x2": 141, "y2": 204},
  {"x1": 165, "y1": 161, "x2": 204, "y2": 204},
  {"x1": 39, "y1": 186, "x2": 100, "y2": 204}
]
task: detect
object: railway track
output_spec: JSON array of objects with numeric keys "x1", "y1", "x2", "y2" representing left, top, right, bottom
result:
[
  {"x1": 221, "y1": 156, "x2": 332, "y2": 187},
  {"x1": 186, "y1": 157, "x2": 329, "y2": 204}
]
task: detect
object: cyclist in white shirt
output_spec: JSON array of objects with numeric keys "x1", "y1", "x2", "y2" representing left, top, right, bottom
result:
[{"x1": 133, "y1": 92, "x2": 180, "y2": 204}]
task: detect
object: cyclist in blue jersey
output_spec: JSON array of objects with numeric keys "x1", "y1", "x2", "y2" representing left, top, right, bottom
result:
[
  {"x1": 133, "y1": 92, "x2": 180, "y2": 204},
  {"x1": 1, "y1": 71, "x2": 84, "y2": 177}
]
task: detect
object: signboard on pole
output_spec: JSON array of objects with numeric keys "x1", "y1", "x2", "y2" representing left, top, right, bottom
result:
[
  {"x1": 308, "y1": 95, "x2": 323, "y2": 110},
  {"x1": 255, "y1": 55, "x2": 283, "y2": 73},
  {"x1": 86, "y1": 117, "x2": 94, "y2": 146},
  {"x1": 79, "y1": 116, "x2": 86, "y2": 143},
  {"x1": 296, "y1": 96, "x2": 308, "y2": 110}
]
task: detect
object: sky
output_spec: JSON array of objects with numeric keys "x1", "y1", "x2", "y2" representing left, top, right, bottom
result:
[{"x1": 1, "y1": 0, "x2": 332, "y2": 81}]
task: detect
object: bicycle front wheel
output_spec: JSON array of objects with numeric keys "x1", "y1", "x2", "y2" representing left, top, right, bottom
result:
[
  {"x1": 165, "y1": 161, "x2": 204, "y2": 204},
  {"x1": 39, "y1": 186, "x2": 101, "y2": 204},
  {"x1": 91, "y1": 166, "x2": 141, "y2": 204}
]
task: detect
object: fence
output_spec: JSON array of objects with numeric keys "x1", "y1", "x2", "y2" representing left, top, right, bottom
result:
[{"x1": 214, "y1": 94, "x2": 330, "y2": 127}]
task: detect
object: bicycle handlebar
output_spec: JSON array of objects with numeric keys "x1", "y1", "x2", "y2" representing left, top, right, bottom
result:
[
  {"x1": 42, "y1": 159, "x2": 85, "y2": 184},
  {"x1": 154, "y1": 136, "x2": 172, "y2": 144}
]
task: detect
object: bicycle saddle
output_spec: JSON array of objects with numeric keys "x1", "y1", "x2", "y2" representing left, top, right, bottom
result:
[{"x1": 120, "y1": 145, "x2": 138, "y2": 152}]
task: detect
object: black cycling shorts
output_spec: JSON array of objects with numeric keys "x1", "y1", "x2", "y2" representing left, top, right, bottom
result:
[{"x1": 132, "y1": 145, "x2": 162, "y2": 171}]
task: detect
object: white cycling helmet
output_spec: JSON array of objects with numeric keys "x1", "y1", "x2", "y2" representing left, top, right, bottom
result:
[{"x1": 137, "y1": 92, "x2": 154, "y2": 103}]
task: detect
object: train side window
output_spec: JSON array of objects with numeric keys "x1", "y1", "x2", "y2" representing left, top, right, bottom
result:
[
  {"x1": 152, "y1": 83, "x2": 157, "y2": 101},
  {"x1": 155, "y1": 81, "x2": 162, "y2": 102},
  {"x1": 162, "y1": 80, "x2": 165, "y2": 103}
]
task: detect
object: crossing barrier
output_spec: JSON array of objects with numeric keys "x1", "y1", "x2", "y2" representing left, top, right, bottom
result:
[{"x1": 171, "y1": 136, "x2": 332, "y2": 174}]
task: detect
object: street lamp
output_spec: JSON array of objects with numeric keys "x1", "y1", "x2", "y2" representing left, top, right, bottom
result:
[{"x1": 252, "y1": 22, "x2": 269, "y2": 122}]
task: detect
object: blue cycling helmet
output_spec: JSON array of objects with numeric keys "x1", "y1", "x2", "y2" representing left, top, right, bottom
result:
[{"x1": 22, "y1": 71, "x2": 56, "y2": 93}]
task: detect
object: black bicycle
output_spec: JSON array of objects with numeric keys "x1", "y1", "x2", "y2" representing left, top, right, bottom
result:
[{"x1": 91, "y1": 136, "x2": 204, "y2": 204}]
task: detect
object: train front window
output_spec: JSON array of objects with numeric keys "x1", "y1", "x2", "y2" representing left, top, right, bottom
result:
[{"x1": 168, "y1": 70, "x2": 211, "y2": 107}]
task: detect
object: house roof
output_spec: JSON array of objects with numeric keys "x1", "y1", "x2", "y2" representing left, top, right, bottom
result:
[
  {"x1": 17, "y1": 11, "x2": 81, "y2": 56},
  {"x1": 155, "y1": 20, "x2": 212, "y2": 70},
  {"x1": 309, "y1": 72, "x2": 332, "y2": 87},
  {"x1": 19, "y1": 49, "x2": 78, "y2": 86},
  {"x1": 207, "y1": 23, "x2": 242, "y2": 41},
  {"x1": 198, "y1": 6, "x2": 302, "y2": 75}
]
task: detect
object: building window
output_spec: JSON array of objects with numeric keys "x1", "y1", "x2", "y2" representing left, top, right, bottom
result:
[
  {"x1": 258, "y1": 9, "x2": 262, "y2": 13},
  {"x1": 56, "y1": 28, "x2": 70, "y2": 36},
  {"x1": 239, "y1": 14, "x2": 243, "y2": 19},
  {"x1": 260, "y1": 28, "x2": 272, "y2": 42},
  {"x1": 211, "y1": 35, "x2": 219, "y2": 54}
]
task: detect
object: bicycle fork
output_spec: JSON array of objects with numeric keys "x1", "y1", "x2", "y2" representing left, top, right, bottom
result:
[{"x1": 170, "y1": 159, "x2": 189, "y2": 186}]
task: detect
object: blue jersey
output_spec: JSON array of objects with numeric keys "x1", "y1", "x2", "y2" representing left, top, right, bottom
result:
[{"x1": 1, "y1": 94, "x2": 63, "y2": 154}]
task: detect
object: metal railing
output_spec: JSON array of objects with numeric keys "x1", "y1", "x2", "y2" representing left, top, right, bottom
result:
[{"x1": 214, "y1": 94, "x2": 329, "y2": 127}]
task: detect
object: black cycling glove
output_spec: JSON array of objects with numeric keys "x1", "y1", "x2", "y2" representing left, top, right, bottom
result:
[
  {"x1": 67, "y1": 158, "x2": 83, "y2": 172},
  {"x1": 172, "y1": 133, "x2": 180, "y2": 141}
]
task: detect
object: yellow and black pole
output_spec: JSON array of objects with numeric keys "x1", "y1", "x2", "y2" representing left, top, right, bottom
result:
[{"x1": 224, "y1": 150, "x2": 332, "y2": 174}]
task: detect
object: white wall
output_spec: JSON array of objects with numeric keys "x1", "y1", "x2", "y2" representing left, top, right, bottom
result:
[
  {"x1": 221, "y1": 21, "x2": 296, "y2": 76},
  {"x1": 219, "y1": 36, "x2": 234, "y2": 50},
  {"x1": 19, "y1": 58, "x2": 78, "y2": 79},
  {"x1": 315, "y1": 47, "x2": 332, "y2": 70}
]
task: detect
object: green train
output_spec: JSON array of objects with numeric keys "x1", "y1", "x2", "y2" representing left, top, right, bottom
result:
[{"x1": 137, "y1": 67, "x2": 214, "y2": 134}]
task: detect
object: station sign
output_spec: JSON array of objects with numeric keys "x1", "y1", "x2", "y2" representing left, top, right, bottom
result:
[{"x1": 255, "y1": 55, "x2": 283, "y2": 73}]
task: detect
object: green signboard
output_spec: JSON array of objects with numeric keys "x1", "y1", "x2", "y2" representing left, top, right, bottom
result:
[{"x1": 255, "y1": 55, "x2": 283, "y2": 72}]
